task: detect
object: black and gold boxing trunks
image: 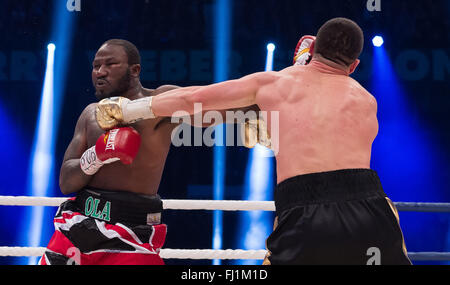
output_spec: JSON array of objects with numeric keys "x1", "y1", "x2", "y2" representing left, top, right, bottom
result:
[
  {"x1": 265, "y1": 169, "x2": 412, "y2": 265},
  {"x1": 39, "y1": 187, "x2": 166, "y2": 265}
]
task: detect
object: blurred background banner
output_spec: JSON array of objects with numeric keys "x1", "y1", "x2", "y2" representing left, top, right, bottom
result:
[{"x1": 0, "y1": 0, "x2": 448, "y2": 265}]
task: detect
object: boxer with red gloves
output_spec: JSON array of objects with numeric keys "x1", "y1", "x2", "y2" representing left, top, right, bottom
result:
[{"x1": 39, "y1": 39, "x2": 179, "y2": 265}]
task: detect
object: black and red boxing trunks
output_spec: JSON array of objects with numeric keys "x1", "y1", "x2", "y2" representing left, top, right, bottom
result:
[
  {"x1": 39, "y1": 188, "x2": 166, "y2": 265},
  {"x1": 265, "y1": 169, "x2": 412, "y2": 265}
]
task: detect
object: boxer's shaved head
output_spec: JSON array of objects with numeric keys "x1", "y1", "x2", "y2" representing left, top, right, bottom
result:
[{"x1": 314, "y1": 17, "x2": 364, "y2": 66}]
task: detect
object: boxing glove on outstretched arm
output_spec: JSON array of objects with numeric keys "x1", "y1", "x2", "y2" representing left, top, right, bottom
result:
[{"x1": 95, "y1": 71, "x2": 278, "y2": 130}]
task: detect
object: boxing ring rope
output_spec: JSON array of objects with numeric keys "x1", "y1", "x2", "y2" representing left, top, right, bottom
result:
[
  {"x1": 0, "y1": 195, "x2": 449, "y2": 261},
  {"x1": 0, "y1": 247, "x2": 268, "y2": 260},
  {"x1": 0, "y1": 196, "x2": 275, "y2": 211},
  {"x1": 1, "y1": 196, "x2": 450, "y2": 212},
  {"x1": 1, "y1": 246, "x2": 450, "y2": 261}
]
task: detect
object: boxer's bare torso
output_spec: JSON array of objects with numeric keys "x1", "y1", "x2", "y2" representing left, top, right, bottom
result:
[
  {"x1": 152, "y1": 58, "x2": 378, "y2": 185},
  {"x1": 60, "y1": 88, "x2": 177, "y2": 196},
  {"x1": 256, "y1": 59, "x2": 378, "y2": 183}
]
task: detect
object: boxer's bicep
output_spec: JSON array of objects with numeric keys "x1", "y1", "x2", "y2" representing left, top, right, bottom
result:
[
  {"x1": 59, "y1": 106, "x2": 92, "y2": 194},
  {"x1": 193, "y1": 77, "x2": 258, "y2": 110},
  {"x1": 195, "y1": 72, "x2": 277, "y2": 111},
  {"x1": 62, "y1": 133, "x2": 86, "y2": 164}
]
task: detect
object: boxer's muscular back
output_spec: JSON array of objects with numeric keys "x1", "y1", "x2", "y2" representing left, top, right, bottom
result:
[
  {"x1": 256, "y1": 61, "x2": 379, "y2": 184},
  {"x1": 65, "y1": 91, "x2": 176, "y2": 196}
]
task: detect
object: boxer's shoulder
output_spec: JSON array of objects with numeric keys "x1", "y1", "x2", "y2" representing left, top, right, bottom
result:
[
  {"x1": 343, "y1": 79, "x2": 377, "y2": 115},
  {"x1": 347, "y1": 78, "x2": 377, "y2": 103},
  {"x1": 80, "y1": 102, "x2": 114, "y2": 144},
  {"x1": 72, "y1": 103, "x2": 97, "y2": 132},
  {"x1": 253, "y1": 70, "x2": 280, "y2": 82},
  {"x1": 79, "y1": 103, "x2": 98, "y2": 121}
]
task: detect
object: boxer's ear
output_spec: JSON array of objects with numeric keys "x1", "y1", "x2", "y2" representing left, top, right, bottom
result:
[
  {"x1": 348, "y1": 59, "x2": 360, "y2": 75},
  {"x1": 130, "y1": 64, "x2": 141, "y2": 78}
]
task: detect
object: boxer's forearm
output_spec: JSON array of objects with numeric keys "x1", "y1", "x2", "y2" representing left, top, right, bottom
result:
[
  {"x1": 152, "y1": 86, "x2": 202, "y2": 117},
  {"x1": 59, "y1": 159, "x2": 92, "y2": 195},
  {"x1": 152, "y1": 79, "x2": 257, "y2": 117}
]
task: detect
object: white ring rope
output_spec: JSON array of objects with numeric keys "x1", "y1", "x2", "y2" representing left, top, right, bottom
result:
[
  {"x1": 0, "y1": 196, "x2": 274, "y2": 211},
  {"x1": 0, "y1": 247, "x2": 449, "y2": 261},
  {"x1": 0, "y1": 195, "x2": 449, "y2": 212},
  {"x1": 0, "y1": 195, "x2": 449, "y2": 261},
  {"x1": 0, "y1": 247, "x2": 267, "y2": 260}
]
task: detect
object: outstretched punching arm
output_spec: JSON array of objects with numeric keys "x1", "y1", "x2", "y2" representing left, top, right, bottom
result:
[{"x1": 95, "y1": 71, "x2": 277, "y2": 130}]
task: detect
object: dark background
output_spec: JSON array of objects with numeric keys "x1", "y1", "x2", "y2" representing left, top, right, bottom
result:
[{"x1": 0, "y1": 0, "x2": 449, "y2": 265}]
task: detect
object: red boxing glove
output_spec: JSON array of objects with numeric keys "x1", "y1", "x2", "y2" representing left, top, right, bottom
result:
[
  {"x1": 80, "y1": 127, "x2": 141, "y2": 175},
  {"x1": 293, "y1": 35, "x2": 316, "y2": 66},
  {"x1": 96, "y1": 127, "x2": 141, "y2": 165}
]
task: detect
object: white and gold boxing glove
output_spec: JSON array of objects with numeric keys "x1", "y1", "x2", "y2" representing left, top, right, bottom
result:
[
  {"x1": 243, "y1": 118, "x2": 271, "y2": 149},
  {"x1": 95, "y1": 96, "x2": 156, "y2": 130}
]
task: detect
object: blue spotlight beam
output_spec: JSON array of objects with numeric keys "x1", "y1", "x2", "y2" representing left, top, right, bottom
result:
[
  {"x1": 235, "y1": 43, "x2": 276, "y2": 265},
  {"x1": 24, "y1": 0, "x2": 77, "y2": 265},
  {"x1": 265, "y1": 43, "x2": 275, "y2": 71},
  {"x1": 26, "y1": 44, "x2": 56, "y2": 265},
  {"x1": 370, "y1": 42, "x2": 448, "y2": 264},
  {"x1": 370, "y1": 44, "x2": 440, "y2": 202},
  {"x1": 212, "y1": 0, "x2": 231, "y2": 265}
]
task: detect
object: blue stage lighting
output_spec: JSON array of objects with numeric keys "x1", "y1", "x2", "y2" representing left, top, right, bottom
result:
[
  {"x1": 266, "y1": 43, "x2": 275, "y2": 52},
  {"x1": 265, "y1": 43, "x2": 276, "y2": 72},
  {"x1": 19, "y1": 0, "x2": 76, "y2": 265},
  {"x1": 372, "y1": 36, "x2": 384, "y2": 47},
  {"x1": 370, "y1": 42, "x2": 446, "y2": 264},
  {"x1": 212, "y1": 0, "x2": 231, "y2": 265},
  {"x1": 26, "y1": 43, "x2": 56, "y2": 264},
  {"x1": 235, "y1": 41, "x2": 276, "y2": 265},
  {"x1": 47, "y1": 43, "x2": 56, "y2": 51}
]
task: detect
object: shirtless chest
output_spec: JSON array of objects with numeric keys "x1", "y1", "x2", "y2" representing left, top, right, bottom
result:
[{"x1": 84, "y1": 104, "x2": 175, "y2": 195}]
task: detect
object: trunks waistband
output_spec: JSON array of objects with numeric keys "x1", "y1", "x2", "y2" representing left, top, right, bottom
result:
[
  {"x1": 75, "y1": 187, "x2": 163, "y2": 226},
  {"x1": 274, "y1": 169, "x2": 386, "y2": 216}
]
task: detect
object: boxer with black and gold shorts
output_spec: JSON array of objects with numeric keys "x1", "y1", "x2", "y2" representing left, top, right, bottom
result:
[{"x1": 265, "y1": 169, "x2": 411, "y2": 265}]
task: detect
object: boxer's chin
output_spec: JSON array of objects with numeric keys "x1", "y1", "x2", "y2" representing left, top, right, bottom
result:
[{"x1": 95, "y1": 89, "x2": 112, "y2": 100}]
